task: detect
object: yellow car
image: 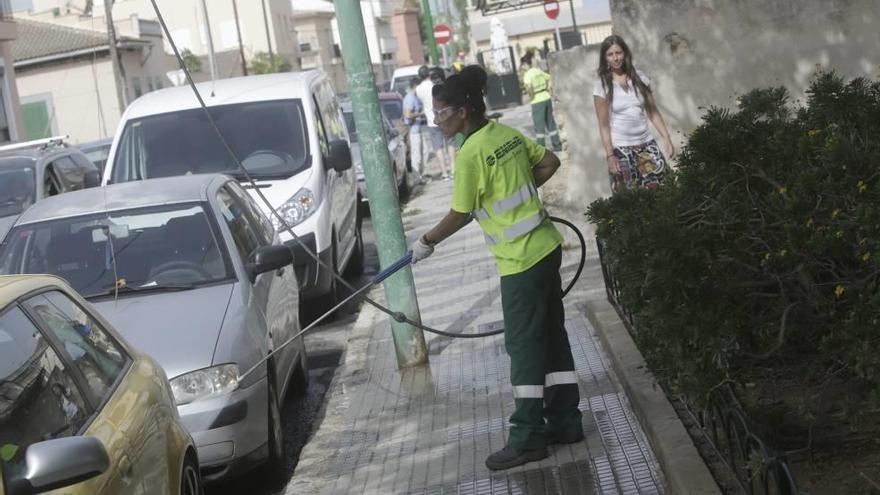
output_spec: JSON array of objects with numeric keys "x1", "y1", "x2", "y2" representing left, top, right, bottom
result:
[{"x1": 0, "y1": 275, "x2": 201, "y2": 495}]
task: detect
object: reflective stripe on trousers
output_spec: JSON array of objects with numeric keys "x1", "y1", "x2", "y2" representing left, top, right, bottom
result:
[{"x1": 513, "y1": 371, "x2": 579, "y2": 398}]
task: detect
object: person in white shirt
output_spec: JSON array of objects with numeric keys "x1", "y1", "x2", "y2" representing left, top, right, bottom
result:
[
  {"x1": 415, "y1": 66, "x2": 453, "y2": 180},
  {"x1": 593, "y1": 35, "x2": 675, "y2": 193}
]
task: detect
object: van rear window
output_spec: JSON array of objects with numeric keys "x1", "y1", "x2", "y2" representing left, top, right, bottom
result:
[{"x1": 111, "y1": 99, "x2": 309, "y2": 183}]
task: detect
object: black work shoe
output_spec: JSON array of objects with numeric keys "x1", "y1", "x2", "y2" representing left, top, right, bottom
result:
[
  {"x1": 546, "y1": 431, "x2": 584, "y2": 445},
  {"x1": 485, "y1": 445, "x2": 549, "y2": 471}
]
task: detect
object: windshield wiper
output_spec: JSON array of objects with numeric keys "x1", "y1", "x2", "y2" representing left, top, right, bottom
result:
[{"x1": 88, "y1": 282, "x2": 196, "y2": 298}]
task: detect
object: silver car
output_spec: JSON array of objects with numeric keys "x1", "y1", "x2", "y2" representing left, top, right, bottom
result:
[{"x1": 0, "y1": 174, "x2": 307, "y2": 483}]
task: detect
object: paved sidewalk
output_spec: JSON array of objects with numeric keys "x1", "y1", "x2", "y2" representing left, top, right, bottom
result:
[{"x1": 286, "y1": 170, "x2": 667, "y2": 492}]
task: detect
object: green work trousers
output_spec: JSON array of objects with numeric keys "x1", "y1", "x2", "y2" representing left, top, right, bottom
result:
[
  {"x1": 500, "y1": 246, "x2": 582, "y2": 450},
  {"x1": 530, "y1": 99, "x2": 562, "y2": 151}
]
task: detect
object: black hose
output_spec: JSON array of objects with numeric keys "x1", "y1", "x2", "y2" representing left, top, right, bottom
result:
[{"x1": 385, "y1": 216, "x2": 586, "y2": 339}]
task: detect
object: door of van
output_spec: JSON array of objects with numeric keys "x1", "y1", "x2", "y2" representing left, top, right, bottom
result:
[{"x1": 312, "y1": 81, "x2": 357, "y2": 273}]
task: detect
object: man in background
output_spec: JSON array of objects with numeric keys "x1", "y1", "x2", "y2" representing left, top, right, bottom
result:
[{"x1": 403, "y1": 78, "x2": 428, "y2": 184}]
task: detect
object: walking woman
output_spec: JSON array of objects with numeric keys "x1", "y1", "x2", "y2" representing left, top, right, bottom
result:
[
  {"x1": 593, "y1": 35, "x2": 675, "y2": 192},
  {"x1": 409, "y1": 65, "x2": 583, "y2": 470}
]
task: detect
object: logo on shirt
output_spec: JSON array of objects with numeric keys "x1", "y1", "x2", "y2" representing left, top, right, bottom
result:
[{"x1": 487, "y1": 136, "x2": 524, "y2": 166}]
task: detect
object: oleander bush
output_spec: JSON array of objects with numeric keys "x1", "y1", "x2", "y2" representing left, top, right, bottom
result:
[{"x1": 587, "y1": 72, "x2": 880, "y2": 430}]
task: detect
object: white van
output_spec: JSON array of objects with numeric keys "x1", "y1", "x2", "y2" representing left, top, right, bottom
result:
[
  {"x1": 102, "y1": 71, "x2": 363, "y2": 308},
  {"x1": 390, "y1": 65, "x2": 423, "y2": 97}
]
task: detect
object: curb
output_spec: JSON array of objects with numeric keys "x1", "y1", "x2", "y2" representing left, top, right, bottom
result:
[
  {"x1": 285, "y1": 288, "x2": 383, "y2": 494},
  {"x1": 584, "y1": 299, "x2": 722, "y2": 495}
]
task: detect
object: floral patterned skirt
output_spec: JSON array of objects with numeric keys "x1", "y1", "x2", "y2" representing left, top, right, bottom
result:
[{"x1": 609, "y1": 139, "x2": 668, "y2": 193}]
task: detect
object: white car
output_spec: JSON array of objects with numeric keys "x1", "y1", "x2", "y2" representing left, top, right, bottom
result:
[{"x1": 102, "y1": 71, "x2": 363, "y2": 311}]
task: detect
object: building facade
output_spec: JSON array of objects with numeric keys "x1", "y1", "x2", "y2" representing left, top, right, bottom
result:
[
  {"x1": 0, "y1": 0, "x2": 23, "y2": 143},
  {"x1": 12, "y1": 17, "x2": 168, "y2": 143},
  {"x1": 24, "y1": 0, "x2": 299, "y2": 80},
  {"x1": 466, "y1": 0, "x2": 611, "y2": 65}
]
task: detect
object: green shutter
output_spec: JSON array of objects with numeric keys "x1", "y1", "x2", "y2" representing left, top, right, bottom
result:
[{"x1": 22, "y1": 100, "x2": 51, "y2": 140}]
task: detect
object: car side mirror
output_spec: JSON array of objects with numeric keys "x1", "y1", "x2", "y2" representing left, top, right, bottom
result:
[
  {"x1": 83, "y1": 169, "x2": 102, "y2": 188},
  {"x1": 328, "y1": 139, "x2": 352, "y2": 173},
  {"x1": 246, "y1": 245, "x2": 294, "y2": 283},
  {"x1": 6, "y1": 437, "x2": 109, "y2": 495}
]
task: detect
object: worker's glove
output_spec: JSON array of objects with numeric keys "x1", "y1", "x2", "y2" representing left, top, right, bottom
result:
[{"x1": 410, "y1": 236, "x2": 435, "y2": 265}]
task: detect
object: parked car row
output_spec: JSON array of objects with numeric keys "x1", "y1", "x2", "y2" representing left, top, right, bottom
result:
[
  {"x1": 0, "y1": 137, "x2": 102, "y2": 241},
  {"x1": 0, "y1": 68, "x2": 365, "y2": 493},
  {"x1": 339, "y1": 94, "x2": 409, "y2": 217}
]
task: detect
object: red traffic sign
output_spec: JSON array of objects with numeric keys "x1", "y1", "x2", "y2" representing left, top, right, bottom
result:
[
  {"x1": 433, "y1": 24, "x2": 453, "y2": 45},
  {"x1": 544, "y1": 0, "x2": 560, "y2": 19}
]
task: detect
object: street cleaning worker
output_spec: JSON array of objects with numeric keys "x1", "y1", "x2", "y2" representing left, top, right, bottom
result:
[
  {"x1": 520, "y1": 55, "x2": 562, "y2": 152},
  {"x1": 410, "y1": 65, "x2": 583, "y2": 470}
]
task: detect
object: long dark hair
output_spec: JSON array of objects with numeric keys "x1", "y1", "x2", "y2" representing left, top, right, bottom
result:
[
  {"x1": 597, "y1": 35, "x2": 652, "y2": 109},
  {"x1": 432, "y1": 65, "x2": 488, "y2": 124}
]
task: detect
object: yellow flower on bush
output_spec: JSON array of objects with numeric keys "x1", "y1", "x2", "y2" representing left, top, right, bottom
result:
[
  {"x1": 806, "y1": 217, "x2": 814, "y2": 228},
  {"x1": 835, "y1": 285, "x2": 845, "y2": 298},
  {"x1": 858, "y1": 181, "x2": 868, "y2": 193},
  {"x1": 807, "y1": 129, "x2": 821, "y2": 137},
  {"x1": 779, "y1": 187, "x2": 788, "y2": 194},
  {"x1": 832, "y1": 209, "x2": 841, "y2": 219},
  {"x1": 862, "y1": 252, "x2": 871, "y2": 262}
]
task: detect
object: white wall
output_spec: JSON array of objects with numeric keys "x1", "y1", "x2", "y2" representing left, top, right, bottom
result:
[{"x1": 16, "y1": 57, "x2": 119, "y2": 143}]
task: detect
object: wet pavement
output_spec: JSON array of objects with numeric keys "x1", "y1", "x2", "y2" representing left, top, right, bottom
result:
[
  {"x1": 208, "y1": 219, "x2": 382, "y2": 495},
  {"x1": 285, "y1": 109, "x2": 667, "y2": 493}
]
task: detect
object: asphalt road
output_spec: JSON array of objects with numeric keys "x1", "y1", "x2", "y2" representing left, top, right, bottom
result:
[{"x1": 208, "y1": 217, "x2": 381, "y2": 495}]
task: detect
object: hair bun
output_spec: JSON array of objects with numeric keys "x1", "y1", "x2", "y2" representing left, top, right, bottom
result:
[{"x1": 460, "y1": 65, "x2": 488, "y2": 92}]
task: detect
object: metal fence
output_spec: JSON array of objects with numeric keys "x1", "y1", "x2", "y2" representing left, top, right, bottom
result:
[{"x1": 596, "y1": 237, "x2": 803, "y2": 495}]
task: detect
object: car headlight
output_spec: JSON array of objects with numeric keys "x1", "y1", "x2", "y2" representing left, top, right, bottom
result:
[
  {"x1": 271, "y1": 188, "x2": 318, "y2": 231},
  {"x1": 170, "y1": 364, "x2": 239, "y2": 405}
]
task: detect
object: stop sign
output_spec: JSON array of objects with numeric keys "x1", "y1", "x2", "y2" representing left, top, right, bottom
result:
[
  {"x1": 433, "y1": 23, "x2": 453, "y2": 45},
  {"x1": 544, "y1": 0, "x2": 560, "y2": 19}
]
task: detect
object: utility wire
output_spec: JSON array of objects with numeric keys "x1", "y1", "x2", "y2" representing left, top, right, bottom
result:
[{"x1": 147, "y1": 0, "x2": 586, "y2": 382}]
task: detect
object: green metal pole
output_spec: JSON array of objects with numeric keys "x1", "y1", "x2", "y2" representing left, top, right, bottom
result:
[
  {"x1": 421, "y1": 0, "x2": 440, "y2": 65},
  {"x1": 333, "y1": 0, "x2": 428, "y2": 368}
]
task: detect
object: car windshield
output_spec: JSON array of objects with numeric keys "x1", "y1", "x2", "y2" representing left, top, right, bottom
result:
[
  {"x1": 0, "y1": 164, "x2": 36, "y2": 217},
  {"x1": 111, "y1": 99, "x2": 309, "y2": 183},
  {"x1": 0, "y1": 204, "x2": 233, "y2": 297},
  {"x1": 380, "y1": 99, "x2": 403, "y2": 123},
  {"x1": 392, "y1": 75, "x2": 418, "y2": 97}
]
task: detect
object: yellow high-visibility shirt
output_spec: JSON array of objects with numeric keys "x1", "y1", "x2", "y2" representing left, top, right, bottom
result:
[
  {"x1": 523, "y1": 67, "x2": 552, "y2": 104},
  {"x1": 451, "y1": 121, "x2": 561, "y2": 276}
]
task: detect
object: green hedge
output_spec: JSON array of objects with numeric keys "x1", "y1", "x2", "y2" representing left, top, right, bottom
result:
[{"x1": 587, "y1": 72, "x2": 880, "y2": 417}]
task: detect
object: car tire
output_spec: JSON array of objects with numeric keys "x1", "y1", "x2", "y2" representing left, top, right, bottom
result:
[
  {"x1": 290, "y1": 353, "x2": 309, "y2": 397},
  {"x1": 180, "y1": 452, "x2": 203, "y2": 495},
  {"x1": 315, "y1": 236, "x2": 341, "y2": 317},
  {"x1": 344, "y1": 216, "x2": 365, "y2": 277},
  {"x1": 263, "y1": 369, "x2": 288, "y2": 484},
  {"x1": 398, "y1": 165, "x2": 409, "y2": 198}
]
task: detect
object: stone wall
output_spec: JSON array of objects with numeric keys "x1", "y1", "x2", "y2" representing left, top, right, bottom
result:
[{"x1": 547, "y1": 0, "x2": 880, "y2": 212}]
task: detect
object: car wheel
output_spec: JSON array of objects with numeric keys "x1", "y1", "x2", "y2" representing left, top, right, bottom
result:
[
  {"x1": 315, "y1": 236, "x2": 340, "y2": 317},
  {"x1": 397, "y1": 164, "x2": 409, "y2": 198},
  {"x1": 264, "y1": 370, "x2": 288, "y2": 483},
  {"x1": 180, "y1": 452, "x2": 203, "y2": 495},
  {"x1": 290, "y1": 353, "x2": 309, "y2": 397},
  {"x1": 343, "y1": 216, "x2": 365, "y2": 277}
]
